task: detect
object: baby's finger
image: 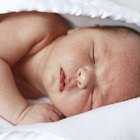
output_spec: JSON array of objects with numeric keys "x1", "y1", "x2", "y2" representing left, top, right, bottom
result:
[
  {"x1": 50, "y1": 112, "x2": 62, "y2": 122},
  {"x1": 51, "y1": 105, "x2": 63, "y2": 117}
]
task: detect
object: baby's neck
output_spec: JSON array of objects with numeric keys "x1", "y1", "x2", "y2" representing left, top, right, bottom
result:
[
  {"x1": 13, "y1": 45, "x2": 52, "y2": 98},
  {"x1": 27, "y1": 47, "x2": 52, "y2": 97}
]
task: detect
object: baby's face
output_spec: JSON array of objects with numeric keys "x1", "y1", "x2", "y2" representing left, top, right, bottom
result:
[{"x1": 44, "y1": 28, "x2": 140, "y2": 116}]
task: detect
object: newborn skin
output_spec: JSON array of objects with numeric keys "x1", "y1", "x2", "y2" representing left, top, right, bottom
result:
[{"x1": 0, "y1": 11, "x2": 140, "y2": 125}]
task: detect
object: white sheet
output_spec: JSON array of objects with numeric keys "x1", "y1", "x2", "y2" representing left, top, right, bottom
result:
[
  {"x1": 0, "y1": 97, "x2": 140, "y2": 140},
  {"x1": 0, "y1": 0, "x2": 140, "y2": 140}
]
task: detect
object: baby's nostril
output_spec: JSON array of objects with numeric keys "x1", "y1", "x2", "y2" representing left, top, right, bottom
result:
[
  {"x1": 76, "y1": 69, "x2": 82, "y2": 77},
  {"x1": 78, "y1": 81, "x2": 81, "y2": 85},
  {"x1": 78, "y1": 71, "x2": 81, "y2": 76}
]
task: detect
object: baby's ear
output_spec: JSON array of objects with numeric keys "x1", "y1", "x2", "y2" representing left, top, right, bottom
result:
[{"x1": 67, "y1": 28, "x2": 79, "y2": 34}]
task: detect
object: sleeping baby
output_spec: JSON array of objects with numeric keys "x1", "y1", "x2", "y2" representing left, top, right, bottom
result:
[{"x1": 0, "y1": 11, "x2": 140, "y2": 125}]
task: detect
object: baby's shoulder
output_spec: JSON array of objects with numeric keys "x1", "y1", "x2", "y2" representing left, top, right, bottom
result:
[
  {"x1": 13, "y1": 12, "x2": 70, "y2": 55},
  {"x1": 3, "y1": 12, "x2": 64, "y2": 39},
  {"x1": 10, "y1": 12, "x2": 56, "y2": 40},
  {"x1": 0, "y1": 12, "x2": 69, "y2": 57},
  {"x1": 2, "y1": 12, "x2": 65, "y2": 54}
]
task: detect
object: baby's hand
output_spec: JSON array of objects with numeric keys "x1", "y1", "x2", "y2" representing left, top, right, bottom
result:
[{"x1": 17, "y1": 103, "x2": 63, "y2": 125}]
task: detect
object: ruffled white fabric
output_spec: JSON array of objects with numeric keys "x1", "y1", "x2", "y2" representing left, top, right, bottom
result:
[{"x1": 0, "y1": 0, "x2": 140, "y2": 32}]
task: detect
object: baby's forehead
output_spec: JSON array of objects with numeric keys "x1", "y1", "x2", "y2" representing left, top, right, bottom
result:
[
  {"x1": 98, "y1": 27, "x2": 140, "y2": 48},
  {"x1": 68, "y1": 27, "x2": 140, "y2": 50},
  {"x1": 91, "y1": 26, "x2": 139, "y2": 39}
]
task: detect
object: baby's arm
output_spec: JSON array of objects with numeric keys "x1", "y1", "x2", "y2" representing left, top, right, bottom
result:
[
  {"x1": 0, "y1": 60, "x2": 63, "y2": 125},
  {"x1": 0, "y1": 12, "x2": 69, "y2": 125},
  {"x1": 0, "y1": 59, "x2": 28, "y2": 124}
]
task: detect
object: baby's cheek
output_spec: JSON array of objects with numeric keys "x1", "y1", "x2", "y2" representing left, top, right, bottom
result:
[{"x1": 62, "y1": 97, "x2": 92, "y2": 116}]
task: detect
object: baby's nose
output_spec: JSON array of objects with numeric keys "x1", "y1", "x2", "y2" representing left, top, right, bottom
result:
[{"x1": 76, "y1": 67, "x2": 92, "y2": 89}]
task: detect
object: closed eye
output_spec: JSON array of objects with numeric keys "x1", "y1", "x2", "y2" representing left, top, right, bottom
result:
[{"x1": 90, "y1": 46, "x2": 95, "y2": 64}]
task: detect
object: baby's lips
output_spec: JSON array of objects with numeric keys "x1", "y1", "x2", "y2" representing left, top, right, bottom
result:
[{"x1": 60, "y1": 68, "x2": 66, "y2": 92}]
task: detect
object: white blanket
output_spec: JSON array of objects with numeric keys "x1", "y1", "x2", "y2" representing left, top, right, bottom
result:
[
  {"x1": 0, "y1": 0, "x2": 140, "y2": 32},
  {"x1": 0, "y1": 0, "x2": 140, "y2": 140},
  {"x1": 1, "y1": 97, "x2": 140, "y2": 140}
]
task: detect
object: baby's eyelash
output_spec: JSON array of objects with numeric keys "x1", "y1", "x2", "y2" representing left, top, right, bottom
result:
[{"x1": 92, "y1": 47, "x2": 95, "y2": 64}]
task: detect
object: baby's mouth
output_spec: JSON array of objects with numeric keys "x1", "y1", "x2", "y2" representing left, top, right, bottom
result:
[{"x1": 60, "y1": 68, "x2": 66, "y2": 92}]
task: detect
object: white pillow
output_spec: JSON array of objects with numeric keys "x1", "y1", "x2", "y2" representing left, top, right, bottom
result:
[
  {"x1": 1, "y1": 97, "x2": 140, "y2": 140},
  {"x1": 0, "y1": 0, "x2": 140, "y2": 32}
]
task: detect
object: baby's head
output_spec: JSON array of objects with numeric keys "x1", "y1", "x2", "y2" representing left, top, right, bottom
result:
[{"x1": 44, "y1": 26, "x2": 140, "y2": 116}]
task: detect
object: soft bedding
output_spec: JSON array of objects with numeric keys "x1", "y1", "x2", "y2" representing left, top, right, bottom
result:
[
  {"x1": 0, "y1": 0, "x2": 140, "y2": 140},
  {"x1": 1, "y1": 97, "x2": 140, "y2": 140}
]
